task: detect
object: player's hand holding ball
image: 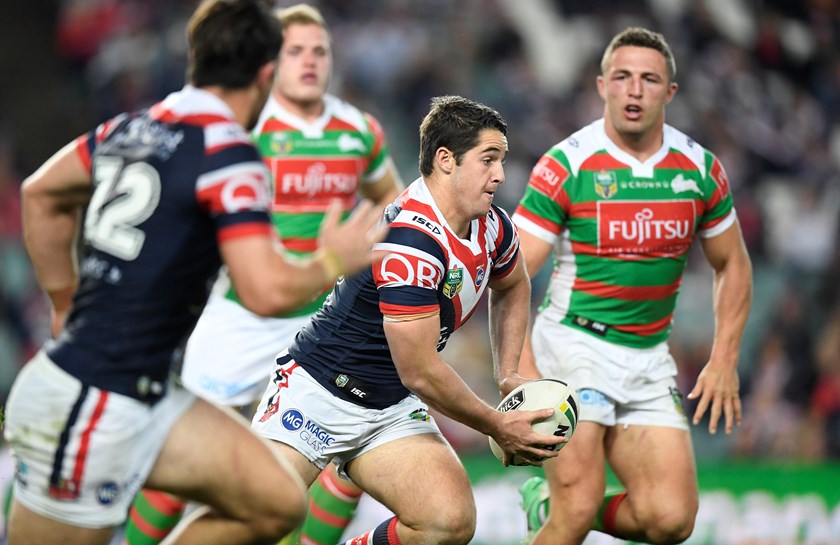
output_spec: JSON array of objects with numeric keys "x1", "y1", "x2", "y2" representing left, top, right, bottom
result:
[{"x1": 489, "y1": 379, "x2": 580, "y2": 467}]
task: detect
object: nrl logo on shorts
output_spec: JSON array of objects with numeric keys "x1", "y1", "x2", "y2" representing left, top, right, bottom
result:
[
  {"x1": 594, "y1": 170, "x2": 618, "y2": 199},
  {"x1": 442, "y1": 267, "x2": 463, "y2": 299}
]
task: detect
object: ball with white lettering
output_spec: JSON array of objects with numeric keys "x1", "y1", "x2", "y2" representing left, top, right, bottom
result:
[{"x1": 489, "y1": 379, "x2": 579, "y2": 466}]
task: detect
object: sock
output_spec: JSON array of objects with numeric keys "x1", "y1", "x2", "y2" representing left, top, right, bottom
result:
[
  {"x1": 123, "y1": 490, "x2": 187, "y2": 545},
  {"x1": 340, "y1": 516, "x2": 400, "y2": 545},
  {"x1": 295, "y1": 469, "x2": 363, "y2": 545},
  {"x1": 592, "y1": 491, "x2": 628, "y2": 535}
]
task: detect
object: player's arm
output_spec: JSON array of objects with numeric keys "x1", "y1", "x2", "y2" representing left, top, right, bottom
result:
[
  {"x1": 359, "y1": 160, "x2": 403, "y2": 208},
  {"x1": 21, "y1": 141, "x2": 92, "y2": 336},
  {"x1": 221, "y1": 199, "x2": 386, "y2": 316},
  {"x1": 384, "y1": 313, "x2": 563, "y2": 466},
  {"x1": 488, "y1": 257, "x2": 532, "y2": 397},
  {"x1": 515, "y1": 229, "x2": 555, "y2": 380},
  {"x1": 689, "y1": 220, "x2": 752, "y2": 434}
]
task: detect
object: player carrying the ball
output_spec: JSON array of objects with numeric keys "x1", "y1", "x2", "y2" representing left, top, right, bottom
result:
[
  {"x1": 249, "y1": 95, "x2": 565, "y2": 545},
  {"x1": 514, "y1": 27, "x2": 753, "y2": 545}
]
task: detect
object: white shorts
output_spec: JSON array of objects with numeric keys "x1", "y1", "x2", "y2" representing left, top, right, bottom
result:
[
  {"x1": 181, "y1": 292, "x2": 313, "y2": 406},
  {"x1": 251, "y1": 352, "x2": 442, "y2": 478},
  {"x1": 3, "y1": 351, "x2": 196, "y2": 528},
  {"x1": 531, "y1": 316, "x2": 688, "y2": 430}
]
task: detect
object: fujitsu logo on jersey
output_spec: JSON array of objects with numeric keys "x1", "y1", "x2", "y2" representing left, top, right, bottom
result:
[
  {"x1": 279, "y1": 162, "x2": 357, "y2": 197},
  {"x1": 598, "y1": 201, "x2": 696, "y2": 256},
  {"x1": 608, "y1": 208, "x2": 691, "y2": 244}
]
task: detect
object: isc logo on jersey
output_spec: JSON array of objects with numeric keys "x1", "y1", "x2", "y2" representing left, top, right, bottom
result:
[{"x1": 597, "y1": 200, "x2": 696, "y2": 257}]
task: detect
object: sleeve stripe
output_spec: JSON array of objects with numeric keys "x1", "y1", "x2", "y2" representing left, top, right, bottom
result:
[
  {"x1": 197, "y1": 161, "x2": 268, "y2": 191},
  {"x1": 698, "y1": 209, "x2": 736, "y2": 239},
  {"x1": 513, "y1": 214, "x2": 558, "y2": 244},
  {"x1": 75, "y1": 135, "x2": 92, "y2": 173},
  {"x1": 205, "y1": 121, "x2": 252, "y2": 152},
  {"x1": 380, "y1": 302, "x2": 439, "y2": 316},
  {"x1": 217, "y1": 222, "x2": 273, "y2": 242}
]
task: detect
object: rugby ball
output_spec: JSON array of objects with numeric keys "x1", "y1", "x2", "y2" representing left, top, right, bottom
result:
[{"x1": 489, "y1": 379, "x2": 579, "y2": 466}]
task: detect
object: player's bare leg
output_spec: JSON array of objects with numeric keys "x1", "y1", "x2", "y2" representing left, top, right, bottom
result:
[
  {"x1": 343, "y1": 434, "x2": 476, "y2": 545},
  {"x1": 6, "y1": 500, "x2": 115, "y2": 545},
  {"x1": 529, "y1": 422, "x2": 608, "y2": 545},
  {"x1": 604, "y1": 425, "x2": 698, "y2": 544},
  {"x1": 147, "y1": 399, "x2": 307, "y2": 545}
]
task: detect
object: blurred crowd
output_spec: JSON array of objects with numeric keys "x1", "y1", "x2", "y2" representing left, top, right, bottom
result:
[{"x1": 1, "y1": 0, "x2": 839, "y2": 461}]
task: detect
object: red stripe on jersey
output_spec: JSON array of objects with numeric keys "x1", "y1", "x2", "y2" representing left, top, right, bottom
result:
[
  {"x1": 280, "y1": 237, "x2": 319, "y2": 253},
  {"x1": 569, "y1": 200, "x2": 598, "y2": 218},
  {"x1": 571, "y1": 240, "x2": 599, "y2": 256},
  {"x1": 94, "y1": 119, "x2": 115, "y2": 144},
  {"x1": 324, "y1": 118, "x2": 358, "y2": 132},
  {"x1": 75, "y1": 135, "x2": 92, "y2": 173},
  {"x1": 364, "y1": 112, "x2": 385, "y2": 158},
  {"x1": 149, "y1": 103, "x2": 229, "y2": 127},
  {"x1": 261, "y1": 117, "x2": 296, "y2": 133},
  {"x1": 700, "y1": 212, "x2": 729, "y2": 232},
  {"x1": 654, "y1": 151, "x2": 698, "y2": 171},
  {"x1": 612, "y1": 313, "x2": 673, "y2": 336},
  {"x1": 206, "y1": 141, "x2": 244, "y2": 155},
  {"x1": 709, "y1": 157, "x2": 731, "y2": 197},
  {"x1": 380, "y1": 302, "x2": 439, "y2": 316},
  {"x1": 217, "y1": 222, "x2": 272, "y2": 242},
  {"x1": 580, "y1": 152, "x2": 629, "y2": 172},
  {"x1": 72, "y1": 390, "x2": 109, "y2": 496},
  {"x1": 573, "y1": 278, "x2": 681, "y2": 301},
  {"x1": 400, "y1": 199, "x2": 437, "y2": 222},
  {"x1": 514, "y1": 206, "x2": 563, "y2": 236}
]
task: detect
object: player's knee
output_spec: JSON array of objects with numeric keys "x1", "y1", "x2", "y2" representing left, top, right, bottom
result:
[
  {"x1": 251, "y1": 483, "x2": 308, "y2": 542},
  {"x1": 641, "y1": 507, "x2": 696, "y2": 544},
  {"x1": 544, "y1": 482, "x2": 600, "y2": 536},
  {"x1": 409, "y1": 507, "x2": 476, "y2": 545}
]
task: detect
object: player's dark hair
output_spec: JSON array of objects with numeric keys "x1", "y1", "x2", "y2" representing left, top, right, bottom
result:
[
  {"x1": 418, "y1": 95, "x2": 507, "y2": 177},
  {"x1": 187, "y1": 0, "x2": 282, "y2": 89},
  {"x1": 601, "y1": 27, "x2": 676, "y2": 81}
]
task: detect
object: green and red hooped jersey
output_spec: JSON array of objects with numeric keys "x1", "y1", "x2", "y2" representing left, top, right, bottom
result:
[
  {"x1": 513, "y1": 119, "x2": 736, "y2": 348},
  {"x1": 227, "y1": 93, "x2": 393, "y2": 317}
]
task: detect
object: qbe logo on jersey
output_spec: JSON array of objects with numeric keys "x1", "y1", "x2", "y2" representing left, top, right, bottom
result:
[
  {"x1": 281, "y1": 408, "x2": 336, "y2": 454},
  {"x1": 597, "y1": 200, "x2": 696, "y2": 258}
]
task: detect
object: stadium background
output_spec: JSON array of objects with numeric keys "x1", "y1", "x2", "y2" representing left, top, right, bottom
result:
[{"x1": 0, "y1": 0, "x2": 839, "y2": 543}]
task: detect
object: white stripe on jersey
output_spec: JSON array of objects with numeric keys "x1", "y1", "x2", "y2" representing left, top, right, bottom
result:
[
  {"x1": 204, "y1": 121, "x2": 252, "y2": 151},
  {"x1": 698, "y1": 209, "x2": 737, "y2": 239},
  {"x1": 374, "y1": 242, "x2": 445, "y2": 274},
  {"x1": 196, "y1": 161, "x2": 270, "y2": 191},
  {"x1": 514, "y1": 214, "x2": 558, "y2": 245}
]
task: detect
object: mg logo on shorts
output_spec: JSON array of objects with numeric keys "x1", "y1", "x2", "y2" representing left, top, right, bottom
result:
[
  {"x1": 281, "y1": 409, "x2": 305, "y2": 431},
  {"x1": 96, "y1": 482, "x2": 120, "y2": 505}
]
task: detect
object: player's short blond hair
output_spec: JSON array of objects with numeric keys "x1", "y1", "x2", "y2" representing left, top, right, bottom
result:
[
  {"x1": 276, "y1": 3, "x2": 327, "y2": 32},
  {"x1": 601, "y1": 27, "x2": 676, "y2": 81}
]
